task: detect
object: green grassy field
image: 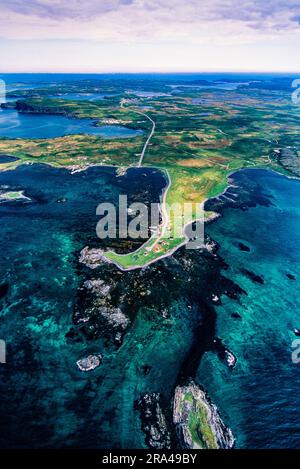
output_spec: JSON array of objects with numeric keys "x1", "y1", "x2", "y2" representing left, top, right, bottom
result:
[{"x1": 1, "y1": 82, "x2": 299, "y2": 269}]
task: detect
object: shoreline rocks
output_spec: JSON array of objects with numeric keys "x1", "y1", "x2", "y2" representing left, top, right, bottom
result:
[
  {"x1": 277, "y1": 147, "x2": 300, "y2": 177},
  {"x1": 79, "y1": 247, "x2": 109, "y2": 269}
]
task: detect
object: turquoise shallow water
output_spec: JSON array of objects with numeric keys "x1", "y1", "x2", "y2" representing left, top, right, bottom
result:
[
  {"x1": 0, "y1": 165, "x2": 299, "y2": 448},
  {"x1": 200, "y1": 169, "x2": 300, "y2": 448},
  {"x1": 0, "y1": 72, "x2": 300, "y2": 448},
  {"x1": 0, "y1": 164, "x2": 167, "y2": 448},
  {"x1": 0, "y1": 109, "x2": 142, "y2": 139}
]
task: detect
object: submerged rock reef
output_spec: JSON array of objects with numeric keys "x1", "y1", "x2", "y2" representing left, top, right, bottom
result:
[
  {"x1": 68, "y1": 167, "x2": 285, "y2": 449},
  {"x1": 73, "y1": 232, "x2": 244, "y2": 448},
  {"x1": 135, "y1": 393, "x2": 171, "y2": 449},
  {"x1": 73, "y1": 276, "x2": 131, "y2": 343}
]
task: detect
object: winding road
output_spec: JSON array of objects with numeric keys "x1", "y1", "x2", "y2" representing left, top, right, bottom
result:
[
  {"x1": 120, "y1": 98, "x2": 155, "y2": 167},
  {"x1": 135, "y1": 110, "x2": 155, "y2": 167}
]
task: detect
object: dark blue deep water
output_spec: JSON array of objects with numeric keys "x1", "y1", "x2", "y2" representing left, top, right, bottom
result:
[
  {"x1": 0, "y1": 164, "x2": 299, "y2": 448},
  {"x1": 0, "y1": 164, "x2": 167, "y2": 448},
  {"x1": 202, "y1": 169, "x2": 300, "y2": 448},
  {"x1": 0, "y1": 73, "x2": 300, "y2": 449}
]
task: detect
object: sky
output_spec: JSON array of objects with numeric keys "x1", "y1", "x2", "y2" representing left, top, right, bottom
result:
[{"x1": 0, "y1": 0, "x2": 299, "y2": 73}]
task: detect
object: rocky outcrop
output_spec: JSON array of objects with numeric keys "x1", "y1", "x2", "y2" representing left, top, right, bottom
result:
[
  {"x1": 83, "y1": 279, "x2": 111, "y2": 296},
  {"x1": 224, "y1": 349, "x2": 237, "y2": 368},
  {"x1": 135, "y1": 393, "x2": 171, "y2": 449},
  {"x1": 173, "y1": 382, "x2": 235, "y2": 449},
  {"x1": 76, "y1": 354, "x2": 102, "y2": 371},
  {"x1": 98, "y1": 306, "x2": 130, "y2": 330},
  {"x1": 213, "y1": 338, "x2": 237, "y2": 369},
  {"x1": 79, "y1": 247, "x2": 110, "y2": 269},
  {"x1": 56, "y1": 197, "x2": 68, "y2": 203},
  {"x1": 73, "y1": 276, "x2": 131, "y2": 341}
]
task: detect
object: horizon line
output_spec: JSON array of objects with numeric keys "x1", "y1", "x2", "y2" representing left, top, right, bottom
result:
[{"x1": 1, "y1": 69, "x2": 300, "y2": 75}]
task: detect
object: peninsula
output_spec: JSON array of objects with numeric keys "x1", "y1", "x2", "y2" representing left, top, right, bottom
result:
[{"x1": 1, "y1": 78, "x2": 299, "y2": 270}]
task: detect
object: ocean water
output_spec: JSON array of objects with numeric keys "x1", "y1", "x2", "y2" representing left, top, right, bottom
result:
[
  {"x1": 1, "y1": 72, "x2": 295, "y2": 86},
  {"x1": 0, "y1": 161, "x2": 235, "y2": 448},
  {"x1": 0, "y1": 164, "x2": 167, "y2": 448},
  {"x1": 0, "y1": 73, "x2": 300, "y2": 449},
  {"x1": 0, "y1": 108, "x2": 142, "y2": 139},
  {"x1": 1, "y1": 165, "x2": 299, "y2": 448},
  {"x1": 200, "y1": 169, "x2": 300, "y2": 449}
]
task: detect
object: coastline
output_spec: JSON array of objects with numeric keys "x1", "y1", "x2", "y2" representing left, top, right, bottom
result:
[
  {"x1": 80, "y1": 163, "x2": 298, "y2": 272},
  {"x1": 2, "y1": 156, "x2": 298, "y2": 273}
]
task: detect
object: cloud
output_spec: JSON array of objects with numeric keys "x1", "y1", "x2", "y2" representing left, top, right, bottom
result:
[
  {"x1": 0, "y1": 0, "x2": 299, "y2": 43},
  {"x1": 0, "y1": 0, "x2": 134, "y2": 20}
]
